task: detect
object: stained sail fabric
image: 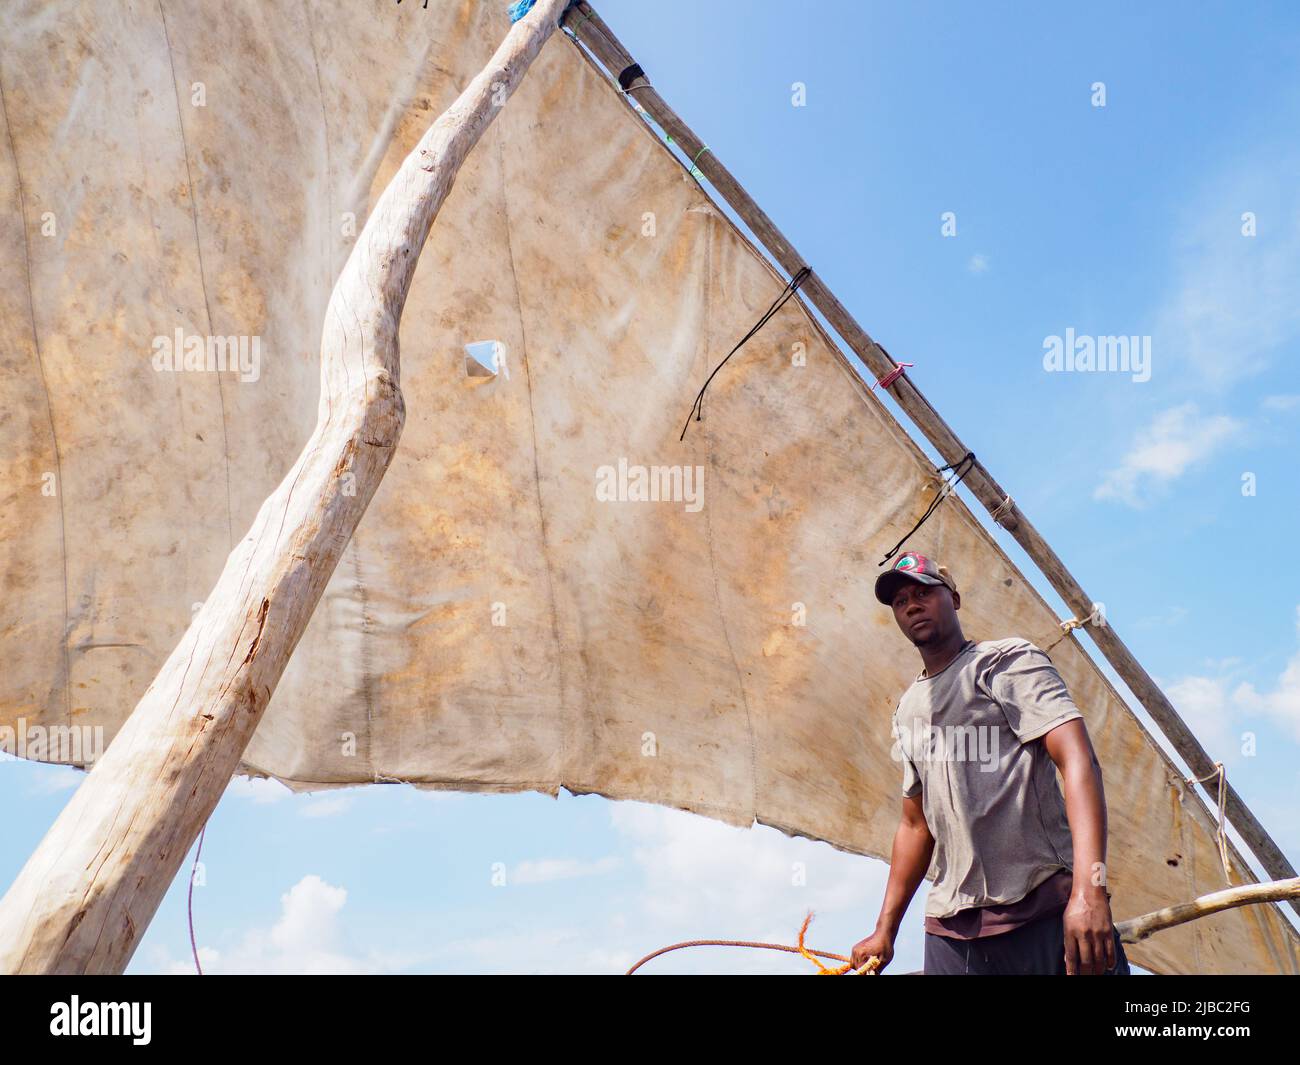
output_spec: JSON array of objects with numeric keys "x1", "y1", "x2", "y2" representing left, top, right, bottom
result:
[{"x1": 0, "y1": 0, "x2": 1295, "y2": 975}]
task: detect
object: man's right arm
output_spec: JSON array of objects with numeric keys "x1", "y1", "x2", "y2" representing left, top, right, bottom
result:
[
  {"x1": 850, "y1": 794, "x2": 934, "y2": 971},
  {"x1": 878, "y1": 794, "x2": 935, "y2": 934}
]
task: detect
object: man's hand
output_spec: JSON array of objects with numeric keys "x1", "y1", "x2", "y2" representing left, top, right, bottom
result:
[
  {"x1": 1063, "y1": 888, "x2": 1116, "y2": 975},
  {"x1": 849, "y1": 927, "x2": 894, "y2": 973}
]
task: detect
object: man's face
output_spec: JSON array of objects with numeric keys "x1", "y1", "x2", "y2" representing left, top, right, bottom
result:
[{"x1": 890, "y1": 579, "x2": 959, "y2": 646}]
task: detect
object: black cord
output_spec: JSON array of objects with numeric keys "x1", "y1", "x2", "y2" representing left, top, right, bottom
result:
[
  {"x1": 680, "y1": 267, "x2": 812, "y2": 441},
  {"x1": 878, "y1": 452, "x2": 976, "y2": 567}
]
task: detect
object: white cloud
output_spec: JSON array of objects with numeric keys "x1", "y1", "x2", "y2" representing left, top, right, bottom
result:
[
  {"x1": 24, "y1": 764, "x2": 84, "y2": 794},
  {"x1": 434, "y1": 925, "x2": 627, "y2": 975},
  {"x1": 611, "y1": 802, "x2": 875, "y2": 921},
  {"x1": 1262, "y1": 393, "x2": 1300, "y2": 411},
  {"x1": 1202, "y1": 656, "x2": 1242, "y2": 672},
  {"x1": 158, "y1": 874, "x2": 385, "y2": 975},
  {"x1": 510, "y1": 855, "x2": 620, "y2": 884},
  {"x1": 605, "y1": 802, "x2": 894, "y2": 973},
  {"x1": 1165, "y1": 675, "x2": 1236, "y2": 758},
  {"x1": 299, "y1": 794, "x2": 352, "y2": 818},
  {"x1": 140, "y1": 801, "x2": 908, "y2": 976},
  {"x1": 225, "y1": 777, "x2": 357, "y2": 817},
  {"x1": 1161, "y1": 606, "x2": 1300, "y2": 750},
  {"x1": 268, "y1": 876, "x2": 349, "y2": 957},
  {"x1": 419, "y1": 800, "x2": 898, "y2": 974},
  {"x1": 0, "y1": 757, "x2": 84, "y2": 792},
  {"x1": 967, "y1": 253, "x2": 989, "y2": 274},
  {"x1": 1135, "y1": 604, "x2": 1190, "y2": 629},
  {"x1": 1151, "y1": 161, "x2": 1300, "y2": 388},
  {"x1": 1093, "y1": 402, "x2": 1241, "y2": 507},
  {"x1": 1232, "y1": 606, "x2": 1300, "y2": 743}
]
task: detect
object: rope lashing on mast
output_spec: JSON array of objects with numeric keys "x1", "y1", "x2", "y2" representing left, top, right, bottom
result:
[
  {"x1": 679, "y1": 266, "x2": 813, "y2": 441},
  {"x1": 1038, "y1": 602, "x2": 1106, "y2": 654},
  {"x1": 563, "y1": 31, "x2": 712, "y2": 188},
  {"x1": 1187, "y1": 762, "x2": 1234, "y2": 882},
  {"x1": 561, "y1": 4, "x2": 595, "y2": 39},
  {"x1": 664, "y1": 133, "x2": 711, "y2": 179},
  {"x1": 626, "y1": 910, "x2": 881, "y2": 975},
  {"x1": 871, "y1": 361, "x2": 913, "y2": 391},
  {"x1": 989, "y1": 494, "x2": 1015, "y2": 527},
  {"x1": 877, "y1": 452, "x2": 976, "y2": 567}
]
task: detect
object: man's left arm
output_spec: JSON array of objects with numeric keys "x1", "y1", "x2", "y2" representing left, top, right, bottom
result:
[{"x1": 1043, "y1": 720, "x2": 1117, "y2": 976}]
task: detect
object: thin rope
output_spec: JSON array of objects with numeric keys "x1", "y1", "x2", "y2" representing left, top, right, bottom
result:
[
  {"x1": 1039, "y1": 603, "x2": 1104, "y2": 654},
  {"x1": 1187, "y1": 762, "x2": 1233, "y2": 882},
  {"x1": 665, "y1": 134, "x2": 712, "y2": 181},
  {"x1": 188, "y1": 823, "x2": 206, "y2": 975},
  {"x1": 687, "y1": 143, "x2": 711, "y2": 178},
  {"x1": 562, "y1": 5, "x2": 594, "y2": 38},
  {"x1": 878, "y1": 452, "x2": 976, "y2": 567},
  {"x1": 990, "y1": 494, "x2": 1015, "y2": 526},
  {"x1": 680, "y1": 266, "x2": 812, "y2": 441},
  {"x1": 626, "y1": 911, "x2": 880, "y2": 975}
]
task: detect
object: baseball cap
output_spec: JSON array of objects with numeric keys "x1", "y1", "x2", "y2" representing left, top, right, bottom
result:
[{"x1": 874, "y1": 551, "x2": 958, "y2": 605}]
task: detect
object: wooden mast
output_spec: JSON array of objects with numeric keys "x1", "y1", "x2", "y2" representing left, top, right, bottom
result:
[
  {"x1": 0, "y1": 0, "x2": 573, "y2": 975},
  {"x1": 558, "y1": 0, "x2": 1299, "y2": 913}
]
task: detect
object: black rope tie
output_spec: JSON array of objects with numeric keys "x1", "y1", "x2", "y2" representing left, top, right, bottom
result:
[
  {"x1": 680, "y1": 266, "x2": 812, "y2": 441},
  {"x1": 878, "y1": 452, "x2": 977, "y2": 567}
]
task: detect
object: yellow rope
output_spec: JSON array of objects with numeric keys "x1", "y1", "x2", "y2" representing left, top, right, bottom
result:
[
  {"x1": 626, "y1": 911, "x2": 881, "y2": 975},
  {"x1": 795, "y1": 911, "x2": 877, "y2": 974}
]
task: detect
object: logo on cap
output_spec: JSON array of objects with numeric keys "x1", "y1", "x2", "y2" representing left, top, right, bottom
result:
[{"x1": 874, "y1": 550, "x2": 956, "y2": 605}]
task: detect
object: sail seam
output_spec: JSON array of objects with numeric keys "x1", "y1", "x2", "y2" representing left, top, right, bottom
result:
[
  {"x1": 496, "y1": 128, "x2": 570, "y2": 786},
  {"x1": 156, "y1": 0, "x2": 235, "y2": 550},
  {"x1": 695, "y1": 210, "x2": 760, "y2": 821}
]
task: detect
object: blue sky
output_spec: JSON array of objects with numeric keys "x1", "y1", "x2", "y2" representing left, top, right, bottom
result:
[{"x1": 4, "y1": 0, "x2": 1299, "y2": 974}]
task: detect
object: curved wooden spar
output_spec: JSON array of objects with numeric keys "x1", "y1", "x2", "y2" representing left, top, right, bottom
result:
[
  {"x1": 0, "y1": 0, "x2": 573, "y2": 975},
  {"x1": 1118, "y1": 877, "x2": 1300, "y2": 944}
]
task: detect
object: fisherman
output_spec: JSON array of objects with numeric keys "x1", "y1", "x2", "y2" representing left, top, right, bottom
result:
[{"x1": 850, "y1": 551, "x2": 1130, "y2": 976}]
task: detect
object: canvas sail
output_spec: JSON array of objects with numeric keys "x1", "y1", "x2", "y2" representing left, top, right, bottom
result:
[{"x1": 0, "y1": 0, "x2": 1295, "y2": 974}]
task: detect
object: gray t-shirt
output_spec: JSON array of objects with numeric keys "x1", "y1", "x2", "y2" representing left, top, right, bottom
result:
[{"x1": 890, "y1": 637, "x2": 1083, "y2": 919}]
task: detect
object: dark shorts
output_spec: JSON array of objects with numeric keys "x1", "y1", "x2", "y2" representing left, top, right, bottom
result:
[{"x1": 923, "y1": 908, "x2": 1131, "y2": 975}]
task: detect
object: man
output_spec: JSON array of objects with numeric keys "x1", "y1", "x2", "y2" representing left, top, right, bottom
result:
[{"x1": 850, "y1": 550, "x2": 1130, "y2": 975}]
